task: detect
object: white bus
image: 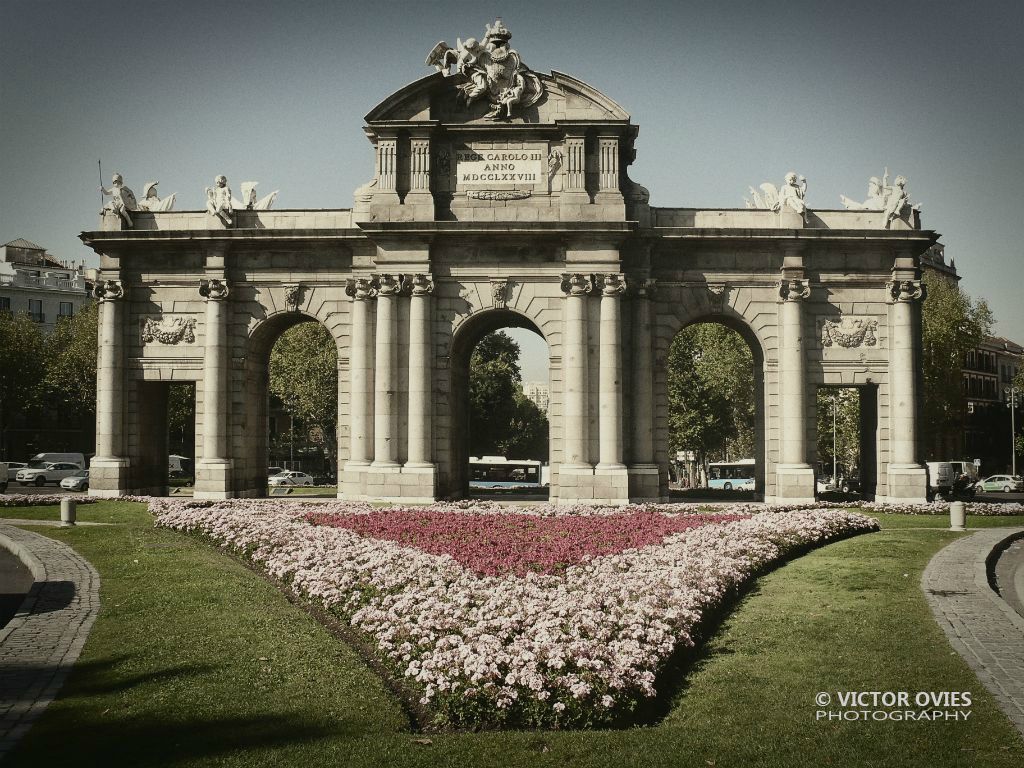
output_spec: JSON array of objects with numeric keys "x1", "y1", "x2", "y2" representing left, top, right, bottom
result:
[
  {"x1": 707, "y1": 459, "x2": 756, "y2": 491},
  {"x1": 469, "y1": 456, "x2": 545, "y2": 489}
]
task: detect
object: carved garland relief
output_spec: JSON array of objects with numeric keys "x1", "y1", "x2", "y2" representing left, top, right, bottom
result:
[
  {"x1": 141, "y1": 317, "x2": 197, "y2": 345},
  {"x1": 821, "y1": 317, "x2": 878, "y2": 348}
]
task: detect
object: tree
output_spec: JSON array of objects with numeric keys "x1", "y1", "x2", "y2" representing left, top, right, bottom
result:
[
  {"x1": 468, "y1": 331, "x2": 549, "y2": 459},
  {"x1": 815, "y1": 387, "x2": 860, "y2": 479},
  {"x1": 920, "y1": 271, "x2": 992, "y2": 458},
  {"x1": 43, "y1": 303, "x2": 98, "y2": 421},
  {"x1": 0, "y1": 311, "x2": 46, "y2": 457},
  {"x1": 269, "y1": 323, "x2": 338, "y2": 469},
  {"x1": 666, "y1": 323, "x2": 755, "y2": 478}
]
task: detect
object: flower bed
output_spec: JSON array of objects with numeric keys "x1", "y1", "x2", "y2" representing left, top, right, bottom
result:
[
  {"x1": 152, "y1": 498, "x2": 876, "y2": 728},
  {"x1": 0, "y1": 494, "x2": 98, "y2": 507}
]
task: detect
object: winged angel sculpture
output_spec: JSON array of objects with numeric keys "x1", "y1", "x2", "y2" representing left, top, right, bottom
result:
[
  {"x1": 205, "y1": 176, "x2": 278, "y2": 226},
  {"x1": 745, "y1": 172, "x2": 809, "y2": 222},
  {"x1": 425, "y1": 18, "x2": 543, "y2": 120}
]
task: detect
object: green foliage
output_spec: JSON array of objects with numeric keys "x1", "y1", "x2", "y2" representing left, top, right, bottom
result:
[
  {"x1": 468, "y1": 331, "x2": 549, "y2": 459},
  {"x1": 920, "y1": 272, "x2": 992, "y2": 456},
  {"x1": 666, "y1": 324, "x2": 754, "y2": 465},
  {"x1": 43, "y1": 302, "x2": 98, "y2": 419},
  {"x1": 0, "y1": 310, "x2": 47, "y2": 448},
  {"x1": 269, "y1": 323, "x2": 338, "y2": 462},
  {"x1": 816, "y1": 388, "x2": 860, "y2": 477}
]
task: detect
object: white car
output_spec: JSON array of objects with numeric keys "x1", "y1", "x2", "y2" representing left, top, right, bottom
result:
[
  {"x1": 17, "y1": 462, "x2": 83, "y2": 487},
  {"x1": 60, "y1": 470, "x2": 90, "y2": 492},
  {"x1": 268, "y1": 471, "x2": 314, "y2": 487}
]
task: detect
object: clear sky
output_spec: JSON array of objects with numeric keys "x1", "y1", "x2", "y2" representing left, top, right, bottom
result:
[{"x1": 2, "y1": 0, "x2": 1021, "y2": 382}]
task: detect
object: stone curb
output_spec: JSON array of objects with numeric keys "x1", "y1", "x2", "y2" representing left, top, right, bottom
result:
[
  {"x1": 922, "y1": 527, "x2": 1024, "y2": 737},
  {"x1": 0, "y1": 525, "x2": 101, "y2": 759}
]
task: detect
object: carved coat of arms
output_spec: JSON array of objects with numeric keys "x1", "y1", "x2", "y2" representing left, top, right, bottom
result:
[{"x1": 425, "y1": 18, "x2": 544, "y2": 120}]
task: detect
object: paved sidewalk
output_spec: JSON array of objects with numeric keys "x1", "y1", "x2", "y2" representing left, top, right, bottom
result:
[
  {"x1": 922, "y1": 527, "x2": 1024, "y2": 737},
  {"x1": 0, "y1": 525, "x2": 101, "y2": 758}
]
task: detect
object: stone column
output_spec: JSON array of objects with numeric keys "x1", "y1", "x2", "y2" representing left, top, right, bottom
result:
[
  {"x1": 195, "y1": 278, "x2": 233, "y2": 499},
  {"x1": 597, "y1": 273, "x2": 626, "y2": 468},
  {"x1": 886, "y1": 277, "x2": 928, "y2": 502},
  {"x1": 407, "y1": 274, "x2": 433, "y2": 466},
  {"x1": 89, "y1": 279, "x2": 130, "y2": 497},
  {"x1": 406, "y1": 135, "x2": 434, "y2": 220},
  {"x1": 560, "y1": 273, "x2": 592, "y2": 468},
  {"x1": 630, "y1": 279, "x2": 656, "y2": 464},
  {"x1": 774, "y1": 277, "x2": 816, "y2": 501},
  {"x1": 372, "y1": 273, "x2": 402, "y2": 467},
  {"x1": 345, "y1": 278, "x2": 376, "y2": 466}
]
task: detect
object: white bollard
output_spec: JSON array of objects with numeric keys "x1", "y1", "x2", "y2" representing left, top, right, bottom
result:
[
  {"x1": 60, "y1": 498, "x2": 77, "y2": 527},
  {"x1": 949, "y1": 501, "x2": 966, "y2": 531}
]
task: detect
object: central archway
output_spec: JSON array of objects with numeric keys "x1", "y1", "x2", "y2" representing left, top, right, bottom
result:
[{"x1": 445, "y1": 308, "x2": 550, "y2": 499}]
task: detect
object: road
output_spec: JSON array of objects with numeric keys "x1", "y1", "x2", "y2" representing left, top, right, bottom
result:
[{"x1": 994, "y1": 536, "x2": 1024, "y2": 620}]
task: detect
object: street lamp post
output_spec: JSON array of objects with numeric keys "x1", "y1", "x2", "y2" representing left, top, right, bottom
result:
[
  {"x1": 1007, "y1": 386, "x2": 1019, "y2": 476},
  {"x1": 832, "y1": 392, "x2": 838, "y2": 485}
]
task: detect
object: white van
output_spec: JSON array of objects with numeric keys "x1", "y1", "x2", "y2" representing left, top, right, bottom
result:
[
  {"x1": 925, "y1": 461, "x2": 955, "y2": 497},
  {"x1": 28, "y1": 453, "x2": 85, "y2": 469}
]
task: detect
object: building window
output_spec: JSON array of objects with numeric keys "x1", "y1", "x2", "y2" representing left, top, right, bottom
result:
[
  {"x1": 59, "y1": 301, "x2": 73, "y2": 317},
  {"x1": 0, "y1": 296, "x2": 9, "y2": 314},
  {"x1": 28, "y1": 298, "x2": 43, "y2": 323}
]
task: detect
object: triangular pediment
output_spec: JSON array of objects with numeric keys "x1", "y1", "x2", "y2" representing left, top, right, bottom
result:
[{"x1": 364, "y1": 70, "x2": 631, "y2": 126}]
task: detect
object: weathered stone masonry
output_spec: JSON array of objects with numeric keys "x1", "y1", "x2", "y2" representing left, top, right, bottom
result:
[{"x1": 82, "y1": 70, "x2": 935, "y2": 505}]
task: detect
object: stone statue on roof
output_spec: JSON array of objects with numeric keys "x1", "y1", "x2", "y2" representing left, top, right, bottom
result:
[
  {"x1": 138, "y1": 181, "x2": 176, "y2": 211},
  {"x1": 205, "y1": 175, "x2": 234, "y2": 226},
  {"x1": 99, "y1": 173, "x2": 138, "y2": 227},
  {"x1": 425, "y1": 18, "x2": 544, "y2": 120},
  {"x1": 745, "y1": 172, "x2": 808, "y2": 222}
]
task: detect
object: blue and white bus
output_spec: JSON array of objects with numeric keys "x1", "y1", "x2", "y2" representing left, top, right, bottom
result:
[
  {"x1": 707, "y1": 459, "x2": 756, "y2": 491},
  {"x1": 469, "y1": 457, "x2": 546, "y2": 489}
]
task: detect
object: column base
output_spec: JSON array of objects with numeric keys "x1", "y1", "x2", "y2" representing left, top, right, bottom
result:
[
  {"x1": 772, "y1": 464, "x2": 816, "y2": 504},
  {"x1": 342, "y1": 463, "x2": 437, "y2": 503},
  {"x1": 194, "y1": 459, "x2": 235, "y2": 499},
  {"x1": 88, "y1": 457, "x2": 131, "y2": 497},
  {"x1": 557, "y1": 464, "x2": 630, "y2": 506},
  {"x1": 627, "y1": 464, "x2": 664, "y2": 503},
  {"x1": 886, "y1": 463, "x2": 928, "y2": 504}
]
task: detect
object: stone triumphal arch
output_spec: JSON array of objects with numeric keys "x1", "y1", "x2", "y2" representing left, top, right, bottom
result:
[{"x1": 83, "y1": 24, "x2": 934, "y2": 504}]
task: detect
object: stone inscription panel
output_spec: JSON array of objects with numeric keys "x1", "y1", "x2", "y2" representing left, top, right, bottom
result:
[{"x1": 456, "y1": 150, "x2": 543, "y2": 188}]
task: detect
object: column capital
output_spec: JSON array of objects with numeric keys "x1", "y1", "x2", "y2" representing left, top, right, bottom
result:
[
  {"x1": 777, "y1": 278, "x2": 810, "y2": 302},
  {"x1": 93, "y1": 279, "x2": 125, "y2": 302},
  {"x1": 376, "y1": 273, "x2": 406, "y2": 296},
  {"x1": 886, "y1": 279, "x2": 925, "y2": 303},
  {"x1": 598, "y1": 272, "x2": 627, "y2": 296},
  {"x1": 560, "y1": 272, "x2": 593, "y2": 297},
  {"x1": 411, "y1": 273, "x2": 434, "y2": 296},
  {"x1": 346, "y1": 277, "x2": 377, "y2": 301},
  {"x1": 199, "y1": 278, "x2": 230, "y2": 301}
]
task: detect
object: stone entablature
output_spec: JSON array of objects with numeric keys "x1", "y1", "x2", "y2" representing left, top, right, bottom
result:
[{"x1": 82, "y1": 63, "x2": 936, "y2": 506}]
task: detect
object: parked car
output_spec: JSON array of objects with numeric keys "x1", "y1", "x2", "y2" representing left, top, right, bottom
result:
[
  {"x1": 267, "y1": 466, "x2": 285, "y2": 477},
  {"x1": 60, "y1": 469, "x2": 90, "y2": 492},
  {"x1": 268, "y1": 471, "x2": 314, "y2": 487},
  {"x1": 16, "y1": 462, "x2": 83, "y2": 487},
  {"x1": 926, "y1": 461, "x2": 956, "y2": 498},
  {"x1": 977, "y1": 475, "x2": 1024, "y2": 493}
]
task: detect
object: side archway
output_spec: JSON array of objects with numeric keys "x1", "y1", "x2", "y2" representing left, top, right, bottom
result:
[{"x1": 237, "y1": 310, "x2": 343, "y2": 497}]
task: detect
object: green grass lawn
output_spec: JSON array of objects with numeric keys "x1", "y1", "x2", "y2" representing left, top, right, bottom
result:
[{"x1": 2, "y1": 503, "x2": 1023, "y2": 767}]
